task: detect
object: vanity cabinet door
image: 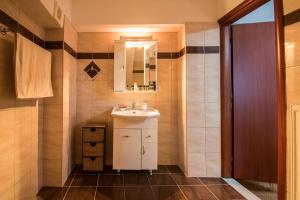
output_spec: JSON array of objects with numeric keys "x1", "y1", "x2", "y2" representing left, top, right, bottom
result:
[
  {"x1": 114, "y1": 41, "x2": 126, "y2": 92},
  {"x1": 142, "y1": 129, "x2": 157, "y2": 169},
  {"x1": 142, "y1": 142, "x2": 157, "y2": 169},
  {"x1": 113, "y1": 129, "x2": 141, "y2": 169}
]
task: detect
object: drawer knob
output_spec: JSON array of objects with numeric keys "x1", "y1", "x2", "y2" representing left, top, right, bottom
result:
[
  {"x1": 90, "y1": 142, "x2": 96, "y2": 147},
  {"x1": 90, "y1": 128, "x2": 96, "y2": 132},
  {"x1": 146, "y1": 135, "x2": 151, "y2": 138},
  {"x1": 90, "y1": 157, "x2": 96, "y2": 161}
]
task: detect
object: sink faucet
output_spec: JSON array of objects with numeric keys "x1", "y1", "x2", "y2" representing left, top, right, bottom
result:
[{"x1": 132, "y1": 101, "x2": 137, "y2": 110}]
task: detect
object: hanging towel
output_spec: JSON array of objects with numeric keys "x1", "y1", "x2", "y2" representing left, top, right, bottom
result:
[{"x1": 15, "y1": 33, "x2": 53, "y2": 99}]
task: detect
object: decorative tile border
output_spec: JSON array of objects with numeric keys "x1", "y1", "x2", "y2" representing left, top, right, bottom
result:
[
  {"x1": 0, "y1": 8, "x2": 220, "y2": 61},
  {"x1": 0, "y1": 9, "x2": 45, "y2": 48},
  {"x1": 284, "y1": 8, "x2": 300, "y2": 26}
]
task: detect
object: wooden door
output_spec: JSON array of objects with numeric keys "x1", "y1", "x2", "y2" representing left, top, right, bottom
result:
[
  {"x1": 113, "y1": 129, "x2": 141, "y2": 170},
  {"x1": 232, "y1": 22, "x2": 278, "y2": 182}
]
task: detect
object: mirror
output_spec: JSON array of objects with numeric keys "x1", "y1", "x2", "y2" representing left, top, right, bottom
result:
[{"x1": 114, "y1": 40, "x2": 157, "y2": 92}]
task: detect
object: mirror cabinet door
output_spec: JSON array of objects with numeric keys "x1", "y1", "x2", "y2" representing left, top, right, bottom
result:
[
  {"x1": 114, "y1": 41, "x2": 126, "y2": 92},
  {"x1": 114, "y1": 40, "x2": 157, "y2": 92}
]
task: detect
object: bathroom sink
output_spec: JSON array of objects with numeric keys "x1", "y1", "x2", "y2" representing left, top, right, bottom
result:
[{"x1": 111, "y1": 107, "x2": 160, "y2": 118}]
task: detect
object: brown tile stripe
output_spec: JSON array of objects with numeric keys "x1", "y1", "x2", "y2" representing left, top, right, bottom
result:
[
  {"x1": 0, "y1": 8, "x2": 219, "y2": 60},
  {"x1": 284, "y1": 8, "x2": 300, "y2": 26},
  {"x1": 0, "y1": 9, "x2": 45, "y2": 49}
]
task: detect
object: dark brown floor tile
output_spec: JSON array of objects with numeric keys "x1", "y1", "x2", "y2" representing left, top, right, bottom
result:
[
  {"x1": 199, "y1": 178, "x2": 227, "y2": 185},
  {"x1": 148, "y1": 174, "x2": 176, "y2": 185},
  {"x1": 95, "y1": 187, "x2": 125, "y2": 200},
  {"x1": 64, "y1": 187, "x2": 96, "y2": 200},
  {"x1": 76, "y1": 165, "x2": 100, "y2": 175},
  {"x1": 166, "y1": 165, "x2": 183, "y2": 173},
  {"x1": 180, "y1": 186, "x2": 217, "y2": 200},
  {"x1": 37, "y1": 187, "x2": 68, "y2": 200},
  {"x1": 172, "y1": 174, "x2": 202, "y2": 185},
  {"x1": 71, "y1": 175, "x2": 98, "y2": 186},
  {"x1": 122, "y1": 170, "x2": 148, "y2": 174},
  {"x1": 152, "y1": 186, "x2": 185, "y2": 200},
  {"x1": 99, "y1": 175, "x2": 123, "y2": 186},
  {"x1": 125, "y1": 186, "x2": 156, "y2": 200},
  {"x1": 102, "y1": 165, "x2": 118, "y2": 174},
  {"x1": 208, "y1": 185, "x2": 246, "y2": 200},
  {"x1": 153, "y1": 165, "x2": 169, "y2": 174},
  {"x1": 64, "y1": 175, "x2": 74, "y2": 186},
  {"x1": 70, "y1": 165, "x2": 79, "y2": 175},
  {"x1": 124, "y1": 173, "x2": 149, "y2": 186}
]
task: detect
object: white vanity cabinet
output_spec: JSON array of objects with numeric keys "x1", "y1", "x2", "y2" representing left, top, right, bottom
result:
[{"x1": 112, "y1": 117, "x2": 158, "y2": 173}]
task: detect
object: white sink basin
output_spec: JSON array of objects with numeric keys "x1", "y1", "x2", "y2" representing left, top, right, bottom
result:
[{"x1": 111, "y1": 107, "x2": 160, "y2": 118}]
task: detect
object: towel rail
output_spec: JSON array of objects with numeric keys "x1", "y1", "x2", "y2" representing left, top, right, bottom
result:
[{"x1": 0, "y1": 23, "x2": 15, "y2": 36}]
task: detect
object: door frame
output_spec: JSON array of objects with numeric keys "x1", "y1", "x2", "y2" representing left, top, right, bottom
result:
[{"x1": 218, "y1": 0, "x2": 286, "y2": 199}]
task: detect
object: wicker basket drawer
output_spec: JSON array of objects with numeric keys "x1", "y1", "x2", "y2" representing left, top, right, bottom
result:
[
  {"x1": 83, "y1": 157, "x2": 103, "y2": 171},
  {"x1": 82, "y1": 128, "x2": 104, "y2": 142},
  {"x1": 83, "y1": 142, "x2": 104, "y2": 156}
]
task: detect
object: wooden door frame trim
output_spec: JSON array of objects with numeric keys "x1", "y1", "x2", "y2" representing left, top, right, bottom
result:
[{"x1": 218, "y1": 0, "x2": 286, "y2": 200}]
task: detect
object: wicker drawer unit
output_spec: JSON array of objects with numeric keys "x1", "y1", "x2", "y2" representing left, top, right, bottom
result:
[{"x1": 82, "y1": 124, "x2": 106, "y2": 171}]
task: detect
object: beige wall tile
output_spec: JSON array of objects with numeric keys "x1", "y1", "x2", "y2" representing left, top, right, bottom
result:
[
  {"x1": 46, "y1": 29, "x2": 64, "y2": 41},
  {"x1": 205, "y1": 64, "x2": 220, "y2": 79},
  {"x1": 43, "y1": 159, "x2": 62, "y2": 187},
  {"x1": 187, "y1": 153, "x2": 206, "y2": 177},
  {"x1": 206, "y1": 153, "x2": 221, "y2": 177},
  {"x1": 186, "y1": 54, "x2": 205, "y2": 79},
  {"x1": 185, "y1": 23, "x2": 205, "y2": 46},
  {"x1": 204, "y1": 23, "x2": 220, "y2": 46},
  {"x1": 93, "y1": 33, "x2": 110, "y2": 52},
  {"x1": 187, "y1": 78, "x2": 205, "y2": 103},
  {"x1": 78, "y1": 33, "x2": 94, "y2": 52},
  {"x1": 205, "y1": 54, "x2": 220, "y2": 67},
  {"x1": 205, "y1": 128, "x2": 220, "y2": 153},
  {"x1": 286, "y1": 66, "x2": 300, "y2": 104},
  {"x1": 205, "y1": 103, "x2": 220, "y2": 127},
  {"x1": 205, "y1": 78, "x2": 220, "y2": 103},
  {"x1": 64, "y1": 18, "x2": 78, "y2": 51},
  {"x1": 187, "y1": 103, "x2": 205, "y2": 128},
  {"x1": 187, "y1": 128, "x2": 205, "y2": 153}
]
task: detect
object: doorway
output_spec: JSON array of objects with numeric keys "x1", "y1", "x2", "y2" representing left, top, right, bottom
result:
[{"x1": 218, "y1": 0, "x2": 286, "y2": 199}]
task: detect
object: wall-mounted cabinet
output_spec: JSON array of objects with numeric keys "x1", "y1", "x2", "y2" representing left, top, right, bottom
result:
[{"x1": 114, "y1": 39, "x2": 157, "y2": 92}]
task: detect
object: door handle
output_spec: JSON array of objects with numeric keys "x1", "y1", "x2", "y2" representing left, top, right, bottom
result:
[{"x1": 142, "y1": 145, "x2": 146, "y2": 155}]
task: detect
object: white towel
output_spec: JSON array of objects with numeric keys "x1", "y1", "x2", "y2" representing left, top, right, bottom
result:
[{"x1": 15, "y1": 33, "x2": 53, "y2": 99}]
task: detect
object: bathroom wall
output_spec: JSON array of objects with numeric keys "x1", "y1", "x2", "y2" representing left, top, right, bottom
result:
[
  {"x1": 185, "y1": 23, "x2": 221, "y2": 177},
  {"x1": 0, "y1": 0, "x2": 45, "y2": 199},
  {"x1": 177, "y1": 26, "x2": 187, "y2": 172},
  {"x1": 43, "y1": 18, "x2": 77, "y2": 187},
  {"x1": 284, "y1": 1, "x2": 300, "y2": 199},
  {"x1": 75, "y1": 32, "x2": 179, "y2": 165}
]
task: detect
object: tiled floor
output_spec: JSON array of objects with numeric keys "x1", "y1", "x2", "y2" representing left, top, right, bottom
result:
[{"x1": 37, "y1": 165, "x2": 246, "y2": 200}]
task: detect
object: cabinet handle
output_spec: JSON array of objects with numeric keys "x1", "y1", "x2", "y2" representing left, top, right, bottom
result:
[
  {"x1": 146, "y1": 135, "x2": 151, "y2": 138},
  {"x1": 90, "y1": 128, "x2": 96, "y2": 132},
  {"x1": 142, "y1": 145, "x2": 146, "y2": 155},
  {"x1": 90, "y1": 157, "x2": 96, "y2": 161},
  {"x1": 123, "y1": 135, "x2": 130, "y2": 138},
  {"x1": 90, "y1": 142, "x2": 96, "y2": 147}
]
